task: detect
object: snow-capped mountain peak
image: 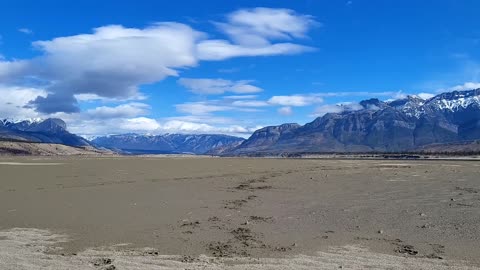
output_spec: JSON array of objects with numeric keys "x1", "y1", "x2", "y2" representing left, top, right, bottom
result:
[
  {"x1": 378, "y1": 89, "x2": 480, "y2": 118},
  {"x1": 1, "y1": 118, "x2": 43, "y2": 125},
  {"x1": 426, "y1": 89, "x2": 480, "y2": 112},
  {"x1": 387, "y1": 95, "x2": 426, "y2": 118}
]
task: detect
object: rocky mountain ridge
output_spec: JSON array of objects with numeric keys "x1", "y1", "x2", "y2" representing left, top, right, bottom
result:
[
  {"x1": 227, "y1": 89, "x2": 480, "y2": 155},
  {"x1": 0, "y1": 118, "x2": 91, "y2": 147}
]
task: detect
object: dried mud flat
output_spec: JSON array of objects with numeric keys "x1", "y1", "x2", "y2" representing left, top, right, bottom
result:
[{"x1": 1, "y1": 156, "x2": 480, "y2": 269}]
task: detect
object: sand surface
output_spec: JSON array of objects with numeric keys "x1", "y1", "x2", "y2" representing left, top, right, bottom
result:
[{"x1": 1, "y1": 157, "x2": 479, "y2": 269}]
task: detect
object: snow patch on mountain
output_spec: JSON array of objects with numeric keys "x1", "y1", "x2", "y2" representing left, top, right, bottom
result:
[{"x1": 427, "y1": 89, "x2": 480, "y2": 112}]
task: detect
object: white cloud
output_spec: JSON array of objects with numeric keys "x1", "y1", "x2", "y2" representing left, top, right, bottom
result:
[
  {"x1": 310, "y1": 91, "x2": 404, "y2": 98},
  {"x1": 223, "y1": 95, "x2": 258, "y2": 99},
  {"x1": 175, "y1": 100, "x2": 263, "y2": 115},
  {"x1": 49, "y1": 103, "x2": 152, "y2": 135},
  {"x1": 157, "y1": 120, "x2": 262, "y2": 137},
  {"x1": 311, "y1": 102, "x2": 363, "y2": 117},
  {"x1": 0, "y1": 59, "x2": 29, "y2": 82},
  {"x1": 197, "y1": 7, "x2": 316, "y2": 60},
  {"x1": 0, "y1": 85, "x2": 46, "y2": 119},
  {"x1": 197, "y1": 40, "x2": 313, "y2": 60},
  {"x1": 278, "y1": 106, "x2": 293, "y2": 115},
  {"x1": 120, "y1": 117, "x2": 160, "y2": 131},
  {"x1": 28, "y1": 23, "x2": 202, "y2": 113},
  {"x1": 65, "y1": 115, "x2": 259, "y2": 138},
  {"x1": 341, "y1": 102, "x2": 363, "y2": 111},
  {"x1": 431, "y1": 82, "x2": 480, "y2": 95},
  {"x1": 268, "y1": 94, "x2": 323, "y2": 106},
  {"x1": 392, "y1": 91, "x2": 407, "y2": 100},
  {"x1": 161, "y1": 120, "x2": 215, "y2": 133},
  {"x1": 74, "y1": 93, "x2": 104, "y2": 102},
  {"x1": 0, "y1": 23, "x2": 204, "y2": 113},
  {"x1": 159, "y1": 115, "x2": 263, "y2": 137},
  {"x1": 311, "y1": 104, "x2": 344, "y2": 117},
  {"x1": 417, "y1": 92, "x2": 435, "y2": 100},
  {"x1": 231, "y1": 100, "x2": 269, "y2": 107},
  {"x1": 85, "y1": 103, "x2": 149, "y2": 119},
  {"x1": 448, "y1": 82, "x2": 480, "y2": 91},
  {"x1": 163, "y1": 115, "x2": 234, "y2": 125},
  {"x1": 217, "y1": 7, "x2": 316, "y2": 46},
  {"x1": 175, "y1": 102, "x2": 231, "y2": 115},
  {"x1": 64, "y1": 117, "x2": 160, "y2": 136},
  {"x1": 18, "y1": 28, "x2": 33, "y2": 34},
  {"x1": 178, "y1": 78, "x2": 262, "y2": 95},
  {"x1": 74, "y1": 93, "x2": 147, "y2": 102}
]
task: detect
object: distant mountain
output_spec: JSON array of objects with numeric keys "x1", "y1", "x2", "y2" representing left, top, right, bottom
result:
[
  {"x1": 205, "y1": 139, "x2": 244, "y2": 155},
  {"x1": 228, "y1": 89, "x2": 480, "y2": 155},
  {"x1": 92, "y1": 133, "x2": 245, "y2": 154},
  {"x1": 0, "y1": 118, "x2": 91, "y2": 147}
]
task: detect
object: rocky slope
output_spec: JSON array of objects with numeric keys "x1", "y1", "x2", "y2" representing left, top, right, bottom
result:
[
  {"x1": 228, "y1": 89, "x2": 480, "y2": 155},
  {"x1": 92, "y1": 133, "x2": 245, "y2": 155},
  {"x1": 0, "y1": 142, "x2": 113, "y2": 156}
]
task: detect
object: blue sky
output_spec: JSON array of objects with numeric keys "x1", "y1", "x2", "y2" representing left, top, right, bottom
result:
[{"x1": 1, "y1": 0, "x2": 479, "y2": 137}]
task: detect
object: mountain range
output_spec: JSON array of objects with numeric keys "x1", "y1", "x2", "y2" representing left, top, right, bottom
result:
[
  {"x1": 2, "y1": 88, "x2": 480, "y2": 155},
  {"x1": 91, "y1": 133, "x2": 244, "y2": 154},
  {"x1": 227, "y1": 89, "x2": 480, "y2": 155}
]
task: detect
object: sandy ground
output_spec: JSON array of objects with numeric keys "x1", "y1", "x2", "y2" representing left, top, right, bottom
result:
[{"x1": 1, "y1": 157, "x2": 479, "y2": 269}]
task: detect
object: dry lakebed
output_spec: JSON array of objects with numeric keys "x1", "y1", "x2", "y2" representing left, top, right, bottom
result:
[{"x1": 1, "y1": 156, "x2": 479, "y2": 269}]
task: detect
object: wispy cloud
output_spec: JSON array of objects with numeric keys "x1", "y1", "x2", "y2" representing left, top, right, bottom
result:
[
  {"x1": 181, "y1": 101, "x2": 263, "y2": 114},
  {"x1": 178, "y1": 78, "x2": 262, "y2": 95},
  {"x1": 74, "y1": 93, "x2": 147, "y2": 102},
  {"x1": 18, "y1": 28, "x2": 33, "y2": 34},
  {"x1": 156, "y1": 120, "x2": 260, "y2": 137},
  {"x1": 223, "y1": 95, "x2": 258, "y2": 100},
  {"x1": 216, "y1": 7, "x2": 317, "y2": 46},
  {"x1": 197, "y1": 7, "x2": 317, "y2": 60},
  {"x1": 417, "y1": 92, "x2": 435, "y2": 99},
  {"x1": 268, "y1": 94, "x2": 323, "y2": 106},
  {"x1": 310, "y1": 102, "x2": 363, "y2": 117},
  {"x1": 175, "y1": 102, "x2": 232, "y2": 115},
  {"x1": 445, "y1": 82, "x2": 480, "y2": 91},
  {"x1": 278, "y1": 106, "x2": 293, "y2": 116},
  {"x1": 231, "y1": 100, "x2": 270, "y2": 107},
  {"x1": 85, "y1": 103, "x2": 150, "y2": 119},
  {"x1": 310, "y1": 91, "x2": 405, "y2": 98}
]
